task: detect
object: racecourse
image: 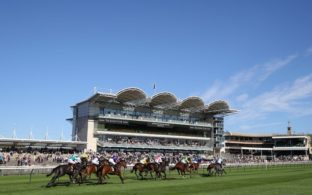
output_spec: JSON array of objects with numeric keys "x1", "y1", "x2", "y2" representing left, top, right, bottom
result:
[{"x1": 1, "y1": 164, "x2": 312, "y2": 195}]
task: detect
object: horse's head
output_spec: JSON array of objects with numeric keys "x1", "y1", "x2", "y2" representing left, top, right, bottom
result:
[
  {"x1": 81, "y1": 157, "x2": 88, "y2": 167},
  {"x1": 99, "y1": 158, "x2": 109, "y2": 166},
  {"x1": 118, "y1": 159, "x2": 127, "y2": 169}
]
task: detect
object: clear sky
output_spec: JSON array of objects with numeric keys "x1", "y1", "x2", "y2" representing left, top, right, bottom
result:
[{"x1": 1, "y1": 0, "x2": 312, "y2": 140}]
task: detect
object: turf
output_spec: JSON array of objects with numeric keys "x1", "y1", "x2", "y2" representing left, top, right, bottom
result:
[{"x1": 1, "y1": 164, "x2": 312, "y2": 195}]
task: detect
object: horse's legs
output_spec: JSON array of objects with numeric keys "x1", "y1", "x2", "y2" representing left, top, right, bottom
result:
[
  {"x1": 102, "y1": 173, "x2": 108, "y2": 184},
  {"x1": 134, "y1": 170, "x2": 139, "y2": 180},
  {"x1": 98, "y1": 172, "x2": 103, "y2": 184},
  {"x1": 139, "y1": 171, "x2": 144, "y2": 180},
  {"x1": 162, "y1": 171, "x2": 166, "y2": 179},
  {"x1": 48, "y1": 175, "x2": 58, "y2": 187},
  {"x1": 118, "y1": 173, "x2": 124, "y2": 184}
]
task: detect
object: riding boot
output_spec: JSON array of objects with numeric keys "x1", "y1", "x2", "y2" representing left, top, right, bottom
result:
[{"x1": 96, "y1": 165, "x2": 101, "y2": 177}]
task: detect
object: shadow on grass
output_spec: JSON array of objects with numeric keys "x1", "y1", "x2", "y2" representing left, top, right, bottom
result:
[{"x1": 44, "y1": 181, "x2": 72, "y2": 188}]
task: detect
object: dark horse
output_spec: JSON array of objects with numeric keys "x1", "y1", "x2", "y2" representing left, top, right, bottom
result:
[
  {"x1": 156, "y1": 159, "x2": 169, "y2": 179},
  {"x1": 170, "y1": 162, "x2": 192, "y2": 177},
  {"x1": 46, "y1": 158, "x2": 88, "y2": 187},
  {"x1": 207, "y1": 162, "x2": 226, "y2": 176},
  {"x1": 131, "y1": 162, "x2": 145, "y2": 180},
  {"x1": 98, "y1": 159, "x2": 127, "y2": 184},
  {"x1": 145, "y1": 162, "x2": 160, "y2": 179},
  {"x1": 46, "y1": 163, "x2": 84, "y2": 187}
]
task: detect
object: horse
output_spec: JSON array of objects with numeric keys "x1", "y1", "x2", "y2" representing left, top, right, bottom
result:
[
  {"x1": 46, "y1": 164, "x2": 80, "y2": 187},
  {"x1": 207, "y1": 162, "x2": 226, "y2": 176},
  {"x1": 131, "y1": 162, "x2": 145, "y2": 180},
  {"x1": 81, "y1": 164, "x2": 98, "y2": 181},
  {"x1": 169, "y1": 161, "x2": 192, "y2": 178},
  {"x1": 189, "y1": 162, "x2": 200, "y2": 173},
  {"x1": 156, "y1": 158, "x2": 169, "y2": 179},
  {"x1": 46, "y1": 158, "x2": 88, "y2": 187},
  {"x1": 145, "y1": 162, "x2": 159, "y2": 179},
  {"x1": 98, "y1": 159, "x2": 127, "y2": 184}
]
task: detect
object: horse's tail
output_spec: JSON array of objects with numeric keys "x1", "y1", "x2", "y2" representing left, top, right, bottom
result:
[
  {"x1": 46, "y1": 167, "x2": 57, "y2": 177},
  {"x1": 130, "y1": 166, "x2": 135, "y2": 173}
]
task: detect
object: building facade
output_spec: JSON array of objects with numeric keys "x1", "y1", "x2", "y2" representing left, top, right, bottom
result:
[
  {"x1": 68, "y1": 87, "x2": 236, "y2": 152},
  {"x1": 224, "y1": 130, "x2": 311, "y2": 160}
]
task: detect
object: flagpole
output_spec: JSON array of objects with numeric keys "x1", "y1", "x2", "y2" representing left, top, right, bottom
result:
[{"x1": 153, "y1": 83, "x2": 156, "y2": 95}]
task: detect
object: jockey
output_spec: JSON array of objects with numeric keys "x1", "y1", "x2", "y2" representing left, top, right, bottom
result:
[
  {"x1": 154, "y1": 154, "x2": 162, "y2": 164},
  {"x1": 68, "y1": 153, "x2": 81, "y2": 164},
  {"x1": 68, "y1": 153, "x2": 81, "y2": 172},
  {"x1": 216, "y1": 156, "x2": 223, "y2": 168},
  {"x1": 92, "y1": 156, "x2": 100, "y2": 166},
  {"x1": 108, "y1": 155, "x2": 117, "y2": 166},
  {"x1": 108, "y1": 154, "x2": 118, "y2": 171},
  {"x1": 112, "y1": 154, "x2": 119, "y2": 163},
  {"x1": 80, "y1": 152, "x2": 89, "y2": 166},
  {"x1": 181, "y1": 155, "x2": 189, "y2": 164},
  {"x1": 80, "y1": 152, "x2": 89, "y2": 160},
  {"x1": 140, "y1": 156, "x2": 149, "y2": 165}
]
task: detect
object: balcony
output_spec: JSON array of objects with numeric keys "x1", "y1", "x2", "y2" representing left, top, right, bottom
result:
[
  {"x1": 215, "y1": 130, "x2": 224, "y2": 135},
  {"x1": 215, "y1": 136, "x2": 224, "y2": 142},
  {"x1": 214, "y1": 124, "x2": 224, "y2": 128},
  {"x1": 97, "y1": 114, "x2": 212, "y2": 128},
  {"x1": 225, "y1": 140, "x2": 268, "y2": 145},
  {"x1": 215, "y1": 143, "x2": 224, "y2": 148},
  {"x1": 97, "y1": 141, "x2": 213, "y2": 151}
]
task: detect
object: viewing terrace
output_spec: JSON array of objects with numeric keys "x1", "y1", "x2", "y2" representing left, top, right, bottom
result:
[{"x1": 96, "y1": 111, "x2": 212, "y2": 128}]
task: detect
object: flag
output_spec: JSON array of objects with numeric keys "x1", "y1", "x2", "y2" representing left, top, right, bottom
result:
[{"x1": 153, "y1": 83, "x2": 156, "y2": 89}]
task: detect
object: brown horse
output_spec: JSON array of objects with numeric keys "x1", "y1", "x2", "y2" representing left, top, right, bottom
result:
[
  {"x1": 170, "y1": 162, "x2": 192, "y2": 177},
  {"x1": 131, "y1": 162, "x2": 145, "y2": 180},
  {"x1": 145, "y1": 162, "x2": 159, "y2": 179},
  {"x1": 130, "y1": 162, "x2": 157, "y2": 180},
  {"x1": 98, "y1": 159, "x2": 127, "y2": 184},
  {"x1": 81, "y1": 164, "x2": 98, "y2": 180},
  {"x1": 189, "y1": 162, "x2": 200, "y2": 173}
]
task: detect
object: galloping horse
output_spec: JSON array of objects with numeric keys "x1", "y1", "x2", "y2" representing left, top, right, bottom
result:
[
  {"x1": 131, "y1": 162, "x2": 145, "y2": 180},
  {"x1": 46, "y1": 163, "x2": 82, "y2": 187},
  {"x1": 156, "y1": 159, "x2": 169, "y2": 179},
  {"x1": 46, "y1": 158, "x2": 88, "y2": 187},
  {"x1": 170, "y1": 162, "x2": 192, "y2": 177},
  {"x1": 189, "y1": 162, "x2": 200, "y2": 173},
  {"x1": 207, "y1": 162, "x2": 226, "y2": 176},
  {"x1": 81, "y1": 164, "x2": 98, "y2": 181},
  {"x1": 98, "y1": 159, "x2": 127, "y2": 184},
  {"x1": 145, "y1": 162, "x2": 159, "y2": 179}
]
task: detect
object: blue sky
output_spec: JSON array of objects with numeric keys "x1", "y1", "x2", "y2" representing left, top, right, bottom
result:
[{"x1": 0, "y1": 0, "x2": 312, "y2": 140}]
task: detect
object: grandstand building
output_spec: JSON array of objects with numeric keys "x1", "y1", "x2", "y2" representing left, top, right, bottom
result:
[
  {"x1": 0, "y1": 138, "x2": 86, "y2": 152},
  {"x1": 68, "y1": 87, "x2": 236, "y2": 152},
  {"x1": 224, "y1": 123, "x2": 311, "y2": 160}
]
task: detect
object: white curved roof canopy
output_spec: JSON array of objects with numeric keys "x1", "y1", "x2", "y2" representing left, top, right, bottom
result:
[
  {"x1": 205, "y1": 100, "x2": 233, "y2": 114},
  {"x1": 116, "y1": 87, "x2": 147, "y2": 103},
  {"x1": 180, "y1": 96, "x2": 205, "y2": 111},
  {"x1": 150, "y1": 92, "x2": 177, "y2": 108}
]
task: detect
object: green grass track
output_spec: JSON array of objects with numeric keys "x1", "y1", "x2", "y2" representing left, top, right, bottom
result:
[{"x1": 1, "y1": 165, "x2": 312, "y2": 195}]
